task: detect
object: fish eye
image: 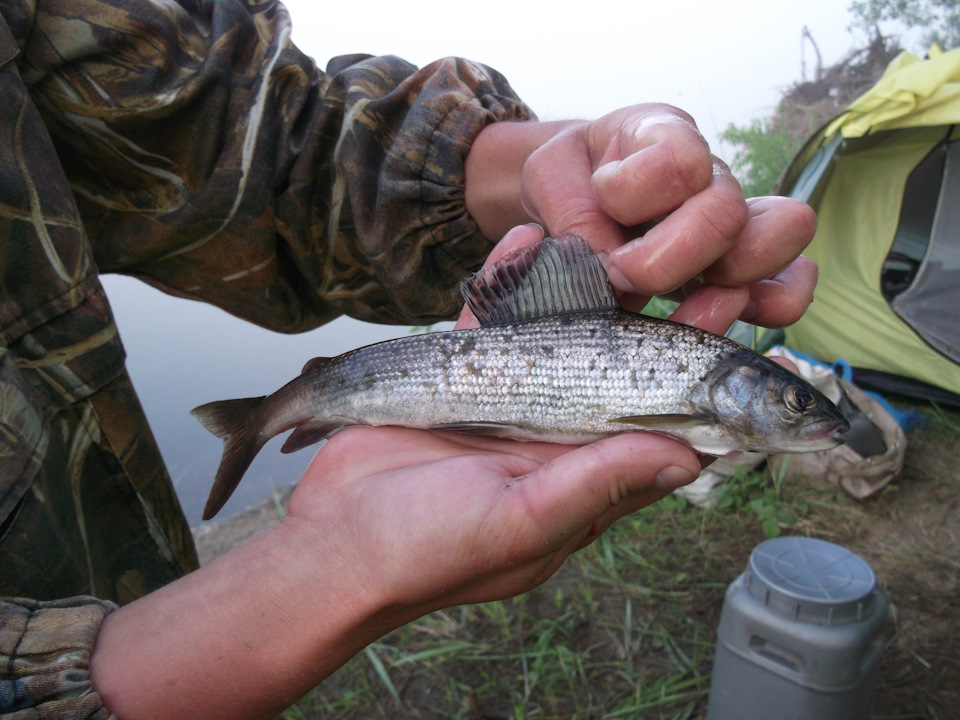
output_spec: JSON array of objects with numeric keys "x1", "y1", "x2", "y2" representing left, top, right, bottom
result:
[{"x1": 784, "y1": 385, "x2": 817, "y2": 413}]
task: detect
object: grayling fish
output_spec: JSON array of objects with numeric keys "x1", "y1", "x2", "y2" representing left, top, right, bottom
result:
[{"x1": 193, "y1": 235, "x2": 849, "y2": 519}]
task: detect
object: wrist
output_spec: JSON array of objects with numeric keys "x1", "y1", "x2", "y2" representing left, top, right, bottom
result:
[{"x1": 465, "y1": 119, "x2": 581, "y2": 240}]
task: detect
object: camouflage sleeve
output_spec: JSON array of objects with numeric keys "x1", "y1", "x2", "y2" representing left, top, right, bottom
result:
[
  {"x1": 0, "y1": 597, "x2": 118, "y2": 719},
  {"x1": 0, "y1": 1, "x2": 535, "y2": 715},
  {"x1": 15, "y1": 0, "x2": 535, "y2": 330}
]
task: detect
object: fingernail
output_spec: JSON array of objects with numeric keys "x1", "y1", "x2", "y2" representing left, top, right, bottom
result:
[
  {"x1": 526, "y1": 222, "x2": 545, "y2": 235},
  {"x1": 655, "y1": 465, "x2": 697, "y2": 490},
  {"x1": 593, "y1": 160, "x2": 622, "y2": 185},
  {"x1": 606, "y1": 262, "x2": 636, "y2": 294},
  {"x1": 741, "y1": 298, "x2": 759, "y2": 322}
]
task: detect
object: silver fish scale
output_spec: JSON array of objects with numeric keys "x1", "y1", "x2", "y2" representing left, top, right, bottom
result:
[{"x1": 311, "y1": 310, "x2": 736, "y2": 441}]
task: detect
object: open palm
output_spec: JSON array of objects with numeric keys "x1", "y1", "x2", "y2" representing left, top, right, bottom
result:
[{"x1": 288, "y1": 425, "x2": 699, "y2": 616}]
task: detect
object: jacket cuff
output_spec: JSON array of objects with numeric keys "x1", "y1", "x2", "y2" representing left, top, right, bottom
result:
[{"x1": 1, "y1": 596, "x2": 118, "y2": 719}]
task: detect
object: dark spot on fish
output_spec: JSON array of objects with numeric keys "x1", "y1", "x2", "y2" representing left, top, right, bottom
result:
[
  {"x1": 540, "y1": 345, "x2": 555, "y2": 358},
  {"x1": 640, "y1": 337, "x2": 663, "y2": 353},
  {"x1": 458, "y1": 337, "x2": 475, "y2": 354},
  {"x1": 677, "y1": 362, "x2": 688, "y2": 374}
]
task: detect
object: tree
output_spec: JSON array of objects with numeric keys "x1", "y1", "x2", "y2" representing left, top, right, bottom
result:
[
  {"x1": 848, "y1": 0, "x2": 960, "y2": 50},
  {"x1": 721, "y1": 0, "x2": 954, "y2": 195},
  {"x1": 719, "y1": 118, "x2": 803, "y2": 197}
]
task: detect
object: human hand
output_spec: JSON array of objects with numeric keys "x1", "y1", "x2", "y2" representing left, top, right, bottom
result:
[
  {"x1": 287, "y1": 425, "x2": 698, "y2": 614},
  {"x1": 93, "y1": 422, "x2": 697, "y2": 720},
  {"x1": 521, "y1": 104, "x2": 817, "y2": 333},
  {"x1": 465, "y1": 104, "x2": 818, "y2": 337}
]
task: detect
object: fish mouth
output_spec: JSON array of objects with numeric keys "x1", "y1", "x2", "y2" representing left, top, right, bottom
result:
[
  {"x1": 829, "y1": 429, "x2": 848, "y2": 446},
  {"x1": 800, "y1": 418, "x2": 851, "y2": 450}
]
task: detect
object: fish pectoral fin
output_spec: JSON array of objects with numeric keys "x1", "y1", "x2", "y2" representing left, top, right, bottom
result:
[
  {"x1": 608, "y1": 413, "x2": 714, "y2": 430},
  {"x1": 429, "y1": 421, "x2": 530, "y2": 438},
  {"x1": 281, "y1": 420, "x2": 341, "y2": 453}
]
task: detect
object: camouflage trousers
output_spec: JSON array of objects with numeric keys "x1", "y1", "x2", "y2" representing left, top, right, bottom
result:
[{"x1": 0, "y1": 10, "x2": 198, "y2": 604}]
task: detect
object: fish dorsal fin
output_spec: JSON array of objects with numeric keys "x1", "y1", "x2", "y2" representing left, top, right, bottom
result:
[{"x1": 460, "y1": 234, "x2": 619, "y2": 325}]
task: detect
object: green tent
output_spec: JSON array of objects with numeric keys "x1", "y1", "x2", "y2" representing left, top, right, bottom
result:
[{"x1": 779, "y1": 46, "x2": 960, "y2": 402}]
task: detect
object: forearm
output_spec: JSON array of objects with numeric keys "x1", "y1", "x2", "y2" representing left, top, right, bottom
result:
[
  {"x1": 465, "y1": 119, "x2": 585, "y2": 240},
  {"x1": 89, "y1": 518, "x2": 400, "y2": 720}
]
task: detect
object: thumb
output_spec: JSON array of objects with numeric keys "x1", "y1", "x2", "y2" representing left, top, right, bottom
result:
[{"x1": 521, "y1": 433, "x2": 699, "y2": 536}]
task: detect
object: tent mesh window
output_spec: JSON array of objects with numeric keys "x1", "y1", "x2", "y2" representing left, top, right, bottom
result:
[
  {"x1": 887, "y1": 131, "x2": 960, "y2": 364},
  {"x1": 880, "y1": 136, "x2": 949, "y2": 302}
]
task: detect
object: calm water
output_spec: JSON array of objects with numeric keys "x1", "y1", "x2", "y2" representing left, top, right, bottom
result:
[{"x1": 101, "y1": 274, "x2": 449, "y2": 526}]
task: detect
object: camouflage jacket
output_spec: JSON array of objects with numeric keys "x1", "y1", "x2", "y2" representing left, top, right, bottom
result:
[{"x1": 0, "y1": 0, "x2": 532, "y2": 715}]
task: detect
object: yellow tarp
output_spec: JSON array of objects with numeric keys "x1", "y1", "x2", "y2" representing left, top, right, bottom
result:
[
  {"x1": 826, "y1": 46, "x2": 960, "y2": 137},
  {"x1": 781, "y1": 48, "x2": 960, "y2": 396}
]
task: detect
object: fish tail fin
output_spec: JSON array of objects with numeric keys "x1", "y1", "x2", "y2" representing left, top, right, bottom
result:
[{"x1": 191, "y1": 397, "x2": 267, "y2": 520}]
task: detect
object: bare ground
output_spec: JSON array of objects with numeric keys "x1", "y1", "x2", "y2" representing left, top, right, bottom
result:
[{"x1": 806, "y1": 419, "x2": 960, "y2": 718}]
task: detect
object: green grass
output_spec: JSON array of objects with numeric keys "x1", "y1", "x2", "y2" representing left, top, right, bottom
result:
[
  {"x1": 929, "y1": 401, "x2": 960, "y2": 433},
  {"x1": 711, "y1": 460, "x2": 804, "y2": 539},
  {"x1": 278, "y1": 474, "x2": 820, "y2": 719}
]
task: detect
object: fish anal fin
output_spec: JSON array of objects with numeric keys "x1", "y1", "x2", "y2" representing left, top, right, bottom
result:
[
  {"x1": 191, "y1": 397, "x2": 267, "y2": 520},
  {"x1": 281, "y1": 420, "x2": 341, "y2": 453},
  {"x1": 460, "y1": 234, "x2": 619, "y2": 325}
]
